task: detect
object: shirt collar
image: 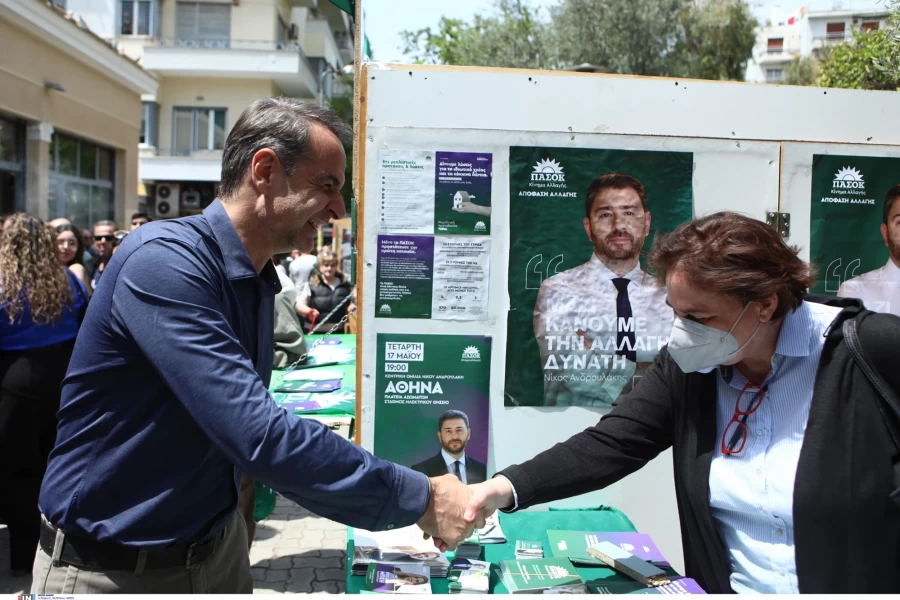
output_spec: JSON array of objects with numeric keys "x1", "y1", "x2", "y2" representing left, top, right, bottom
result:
[
  {"x1": 588, "y1": 253, "x2": 644, "y2": 281},
  {"x1": 884, "y1": 257, "x2": 900, "y2": 281},
  {"x1": 773, "y1": 300, "x2": 815, "y2": 358},
  {"x1": 441, "y1": 449, "x2": 466, "y2": 467},
  {"x1": 204, "y1": 199, "x2": 281, "y2": 294}
]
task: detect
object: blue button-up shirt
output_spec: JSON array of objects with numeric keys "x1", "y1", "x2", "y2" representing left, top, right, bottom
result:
[
  {"x1": 708, "y1": 301, "x2": 842, "y2": 593},
  {"x1": 40, "y1": 200, "x2": 429, "y2": 546}
]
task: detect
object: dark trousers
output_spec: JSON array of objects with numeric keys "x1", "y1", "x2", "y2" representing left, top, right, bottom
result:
[{"x1": 0, "y1": 341, "x2": 74, "y2": 572}]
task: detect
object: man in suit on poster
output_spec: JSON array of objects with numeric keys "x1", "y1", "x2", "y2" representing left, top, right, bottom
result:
[
  {"x1": 412, "y1": 410, "x2": 487, "y2": 484},
  {"x1": 838, "y1": 184, "x2": 900, "y2": 317},
  {"x1": 533, "y1": 173, "x2": 674, "y2": 407}
]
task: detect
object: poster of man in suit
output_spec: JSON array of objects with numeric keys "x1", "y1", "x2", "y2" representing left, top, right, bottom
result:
[{"x1": 374, "y1": 334, "x2": 491, "y2": 474}]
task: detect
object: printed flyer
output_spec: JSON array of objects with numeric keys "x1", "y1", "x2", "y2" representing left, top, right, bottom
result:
[
  {"x1": 810, "y1": 154, "x2": 900, "y2": 317},
  {"x1": 375, "y1": 235, "x2": 490, "y2": 320},
  {"x1": 378, "y1": 149, "x2": 493, "y2": 235},
  {"x1": 504, "y1": 146, "x2": 694, "y2": 408},
  {"x1": 374, "y1": 334, "x2": 491, "y2": 483}
]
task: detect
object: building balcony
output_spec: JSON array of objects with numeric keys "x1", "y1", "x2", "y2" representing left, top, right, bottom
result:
[
  {"x1": 811, "y1": 33, "x2": 850, "y2": 49},
  {"x1": 139, "y1": 147, "x2": 222, "y2": 182},
  {"x1": 141, "y1": 38, "x2": 318, "y2": 97},
  {"x1": 758, "y1": 47, "x2": 799, "y2": 63}
]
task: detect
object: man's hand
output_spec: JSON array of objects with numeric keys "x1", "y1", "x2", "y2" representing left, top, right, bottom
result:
[
  {"x1": 465, "y1": 476, "x2": 515, "y2": 525},
  {"x1": 453, "y1": 201, "x2": 491, "y2": 217},
  {"x1": 416, "y1": 475, "x2": 474, "y2": 552}
]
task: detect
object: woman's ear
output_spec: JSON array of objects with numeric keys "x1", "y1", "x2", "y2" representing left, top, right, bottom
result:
[{"x1": 758, "y1": 293, "x2": 780, "y2": 323}]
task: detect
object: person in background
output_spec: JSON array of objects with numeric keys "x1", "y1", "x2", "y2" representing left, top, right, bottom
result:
[
  {"x1": 129, "y1": 212, "x2": 151, "y2": 231},
  {"x1": 296, "y1": 251, "x2": 352, "y2": 333},
  {"x1": 0, "y1": 214, "x2": 87, "y2": 576},
  {"x1": 55, "y1": 223, "x2": 91, "y2": 297},
  {"x1": 464, "y1": 212, "x2": 900, "y2": 594},
  {"x1": 90, "y1": 220, "x2": 116, "y2": 291},
  {"x1": 112, "y1": 230, "x2": 128, "y2": 256},
  {"x1": 289, "y1": 248, "x2": 318, "y2": 288},
  {"x1": 78, "y1": 227, "x2": 97, "y2": 279}
]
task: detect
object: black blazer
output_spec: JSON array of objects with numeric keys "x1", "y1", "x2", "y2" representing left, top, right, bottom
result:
[
  {"x1": 500, "y1": 301, "x2": 900, "y2": 593},
  {"x1": 411, "y1": 452, "x2": 487, "y2": 484}
]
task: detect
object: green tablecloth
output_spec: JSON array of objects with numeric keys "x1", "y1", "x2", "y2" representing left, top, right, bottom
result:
[{"x1": 345, "y1": 507, "x2": 681, "y2": 593}]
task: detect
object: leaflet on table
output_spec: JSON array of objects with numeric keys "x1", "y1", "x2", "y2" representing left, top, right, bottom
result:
[
  {"x1": 546, "y1": 531, "x2": 670, "y2": 568},
  {"x1": 498, "y1": 558, "x2": 586, "y2": 594},
  {"x1": 271, "y1": 390, "x2": 355, "y2": 415},
  {"x1": 366, "y1": 562, "x2": 432, "y2": 594},
  {"x1": 374, "y1": 334, "x2": 491, "y2": 481},
  {"x1": 352, "y1": 525, "x2": 451, "y2": 578},
  {"x1": 586, "y1": 577, "x2": 706, "y2": 594},
  {"x1": 378, "y1": 150, "x2": 493, "y2": 235},
  {"x1": 375, "y1": 235, "x2": 490, "y2": 320}
]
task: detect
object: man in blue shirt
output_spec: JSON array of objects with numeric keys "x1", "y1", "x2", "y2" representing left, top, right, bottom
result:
[{"x1": 33, "y1": 99, "x2": 473, "y2": 593}]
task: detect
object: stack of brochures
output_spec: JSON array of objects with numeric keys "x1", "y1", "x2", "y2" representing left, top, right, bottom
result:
[
  {"x1": 352, "y1": 526, "x2": 451, "y2": 578},
  {"x1": 546, "y1": 531, "x2": 671, "y2": 568},
  {"x1": 448, "y1": 558, "x2": 491, "y2": 594},
  {"x1": 586, "y1": 577, "x2": 706, "y2": 594},
  {"x1": 515, "y1": 540, "x2": 544, "y2": 560},
  {"x1": 499, "y1": 558, "x2": 586, "y2": 594},
  {"x1": 478, "y1": 514, "x2": 506, "y2": 544},
  {"x1": 455, "y1": 531, "x2": 482, "y2": 561},
  {"x1": 365, "y1": 563, "x2": 432, "y2": 594}
]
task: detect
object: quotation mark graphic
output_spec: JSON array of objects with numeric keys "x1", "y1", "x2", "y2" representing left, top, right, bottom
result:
[
  {"x1": 526, "y1": 254, "x2": 564, "y2": 290},
  {"x1": 825, "y1": 257, "x2": 861, "y2": 292}
]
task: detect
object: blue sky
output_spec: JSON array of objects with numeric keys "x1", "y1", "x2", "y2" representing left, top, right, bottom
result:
[{"x1": 364, "y1": 0, "x2": 887, "y2": 62}]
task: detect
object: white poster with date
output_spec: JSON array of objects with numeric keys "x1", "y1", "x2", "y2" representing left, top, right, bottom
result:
[{"x1": 432, "y1": 237, "x2": 491, "y2": 320}]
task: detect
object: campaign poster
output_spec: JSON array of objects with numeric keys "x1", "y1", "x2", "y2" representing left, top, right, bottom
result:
[
  {"x1": 504, "y1": 146, "x2": 694, "y2": 408},
  {"x1": 435, "y1": 151, "x2": 493, "y2": 235},
  {"x1": 375, "y1": 235, "x2": 490, "y2": 320},
  {"x1": 378, "y1": 149, "x2": 493, "y2": 235},
  {"x1": 810, "y1": 154, "x2": 900, "y2": 317},
  {"x1": 374, "y1": 334, "x2": 491, "y2": 483}
]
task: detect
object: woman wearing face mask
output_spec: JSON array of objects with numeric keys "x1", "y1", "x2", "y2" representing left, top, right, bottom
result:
[{"x1": 464, "y1": 212, "x2": 900, "y2": 594}]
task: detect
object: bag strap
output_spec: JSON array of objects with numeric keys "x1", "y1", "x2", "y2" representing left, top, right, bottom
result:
[{"x1": 842, "y1": 318, "x2": 900, "y2": 444}]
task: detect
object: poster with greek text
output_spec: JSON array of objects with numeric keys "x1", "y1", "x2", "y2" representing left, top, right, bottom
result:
[
  {"x1": 374, "y1": 334, "x2": 491, "y2": 482},
  {"x1": 810, "y1": 154, "x2": 900, "y2": 316},
  {"x1": 376, "y1": 235, "x2": 490, "y2": 320},
  {"x1": 378, "y1": 150, "x2": 493, "y2": 235},
  {"x1": 504, "y1": 147, "x2": 694, "y2": 408}
]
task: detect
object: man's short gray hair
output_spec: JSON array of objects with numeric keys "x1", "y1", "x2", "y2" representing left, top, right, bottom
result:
[
  {"x1": 219, "y1": 98, "x2": 352, "y2": 199},
  {"x1": 93, "y1": 220, "x2": 116, "y2": 229}
]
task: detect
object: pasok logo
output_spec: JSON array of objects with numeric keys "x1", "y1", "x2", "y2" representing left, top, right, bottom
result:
[
  {"x1": 531, "y1": 158, "x2": 565, "y2": 183},
  {"x1": 474, "y1": 221, "x2": 486, "y2": 232},
  {"x1": 379, "y1": 304, "x2": 392, "y2": 314},
  {"x1": 461, "y1": 345, "x2": 481, "y2": 361},
  {"x1": 832, "y1": 166, "x2": 865, "y2": 191}
]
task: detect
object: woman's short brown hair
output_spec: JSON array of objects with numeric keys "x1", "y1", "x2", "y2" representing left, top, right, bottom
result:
[{"x1": 649, "y1": 212, "x2": 814, "y2": 319}]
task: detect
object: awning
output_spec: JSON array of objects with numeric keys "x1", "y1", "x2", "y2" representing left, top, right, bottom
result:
[{"x1": 327, "y1": 0, "x2": 354, "y2": 15}]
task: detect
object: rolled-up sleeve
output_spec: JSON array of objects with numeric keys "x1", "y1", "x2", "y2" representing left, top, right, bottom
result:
[{"x1": 111, "y1": 240, "x2": 428, "y2": 531}]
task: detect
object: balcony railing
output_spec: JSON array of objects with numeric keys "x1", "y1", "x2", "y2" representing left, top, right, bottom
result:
[
  {"x1": 812, "y1": 33, "x2": 849, "y2": 45},
  {"x1": 145, "y1": 38, "x2": 309, "y2": 57}
]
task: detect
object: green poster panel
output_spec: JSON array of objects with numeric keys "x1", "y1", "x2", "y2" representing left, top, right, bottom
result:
[
  {"x1": 504, "y1": 146, "x2": 694, "y2": 408},
  {"x1": 810, "y1": 154, "x2": 899, "y2": 315},
  {"x1": 375, "y1": 334, "x2": 491, "y2": 481}
]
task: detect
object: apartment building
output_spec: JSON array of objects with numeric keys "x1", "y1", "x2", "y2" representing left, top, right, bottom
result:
[
  {"x1": 746, "y1": 5, "x2": 891, "y2": 84},
  {"x1": 0, "y1": 0, "x2": 156, "y2": 227},
  {"x1": 66, "y1": 0, "x2": 354, "y2": 219}
]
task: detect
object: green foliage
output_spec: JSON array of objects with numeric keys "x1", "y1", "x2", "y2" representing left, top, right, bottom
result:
[
  {"x1": 399, "y1": 0, "x2": 757, "y2": 81},
  {"x1": 672, "y1": 0, "x2": 757, "y2": 81},
  {"x1": 400, "y1": 0, "x2": 553, "y2": 69},
  {"x1": 785, "y1": 56, "x2": 817, "y2": 86},
  {"x1": 817, "y1": 28, "x2": 900, "y2": 91}
]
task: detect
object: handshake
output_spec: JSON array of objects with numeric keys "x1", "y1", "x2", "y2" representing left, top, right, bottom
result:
[{"x1": 415, "y1": 474, "x2": 515, "y2": 551}]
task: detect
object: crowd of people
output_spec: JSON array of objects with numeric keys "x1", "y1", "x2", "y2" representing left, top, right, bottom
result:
[{"x1": 1, "y1": 97, "x2": 897, "y2": 595}]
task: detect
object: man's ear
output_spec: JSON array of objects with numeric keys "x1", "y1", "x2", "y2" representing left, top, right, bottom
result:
[
  {"x1": 583, "y1": 217, "x2": 593, "y2": 242},
  {"x1": 249, "y1": 148, "x2": 280, "y2": 195},
  {"x1": 436, "y1": 430, "x2": 442, "y2": 444},
  {"x1": 882, "y1": 223, "x2": 889, "y2": 248},
  {"x1": 645, "y1": 210, "x2": 652, "y2": 236}
]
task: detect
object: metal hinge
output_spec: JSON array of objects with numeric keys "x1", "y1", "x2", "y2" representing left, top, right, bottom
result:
[{"x1": 766, "y1": 212, "x2": 790, "y2": 238}]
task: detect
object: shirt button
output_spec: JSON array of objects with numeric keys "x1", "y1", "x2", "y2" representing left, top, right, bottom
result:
[
  {"x1": 779, "y1": 568, "x2": 786, "y2": 576},
  {"x1": 386, "y1": 523, "x2": 395, "y2": 530},
  {"x1": 760, "y1": 507, "x2": 768, "y2": 515},
  {"x1": 776, "y1": 529, "x2": 783, "y2": 536}
]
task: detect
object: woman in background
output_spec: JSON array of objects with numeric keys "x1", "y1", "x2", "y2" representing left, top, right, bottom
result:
[
  {"x1": 295, "y1": 251, "x2": 352, "y2": 333},
  {"x1": 0, "y1": 214, "x2": 87, "y2": 575},
  {"x1": 55, "y1": 223, "x2": 91, "y2": 297}
]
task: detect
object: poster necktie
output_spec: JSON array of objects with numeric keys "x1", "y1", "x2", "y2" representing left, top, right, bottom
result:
[
  {"x1": 612, "y1": 278, "x2": 637, "y2": 363},
  {"x1": 452, "y1": 460, "x2": 462, "y2": 481}
]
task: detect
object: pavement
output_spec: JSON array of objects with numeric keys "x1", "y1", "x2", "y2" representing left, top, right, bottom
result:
[{"x1": 0, "y1": 495, "x2": 348, "y2": 595}]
